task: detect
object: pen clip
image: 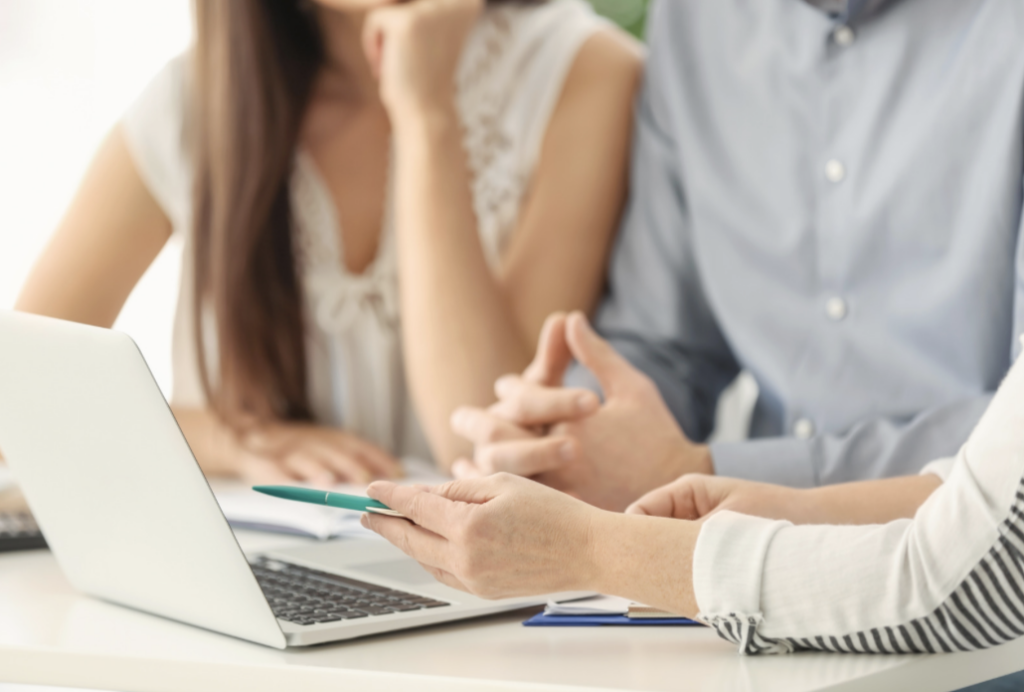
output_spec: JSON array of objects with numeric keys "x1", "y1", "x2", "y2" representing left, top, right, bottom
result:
[{"x1": 366, "y1": 507, "x2": 406, "y2": 518}]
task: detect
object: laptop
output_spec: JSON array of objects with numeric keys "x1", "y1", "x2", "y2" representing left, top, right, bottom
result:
[{"x1": 0, "y1": 310, "x2": 584, "y2": 648}]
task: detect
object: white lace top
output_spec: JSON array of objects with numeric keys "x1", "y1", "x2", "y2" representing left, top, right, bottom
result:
[{"x1": 122, "y1": 0, "x2": 608, "y2": 459}]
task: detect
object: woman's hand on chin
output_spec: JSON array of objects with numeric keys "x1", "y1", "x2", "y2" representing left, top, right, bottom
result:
[
  {"x1": 362, "y1": 0, "x2": 483, "y2": 123},
  {"x1": 231, "y1": 422, "x2": 402, "y2": 487},
  {"x1": 361, "y1": 473, "x2": 603, "y2": 598}
]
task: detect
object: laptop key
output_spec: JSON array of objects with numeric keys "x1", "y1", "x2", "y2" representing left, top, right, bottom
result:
[{"x1": 353, "y1": 605, "x2": 396, "y2": 616}]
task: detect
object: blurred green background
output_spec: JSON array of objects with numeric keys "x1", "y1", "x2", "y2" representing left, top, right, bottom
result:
[{"x1": 587, "y1": 0, "x2": 648, "y2": 39}]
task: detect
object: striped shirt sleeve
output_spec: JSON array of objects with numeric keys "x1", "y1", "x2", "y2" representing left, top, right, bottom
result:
[{"x1": 693, "y1": 351, "x2": 1024, "y2": 655}]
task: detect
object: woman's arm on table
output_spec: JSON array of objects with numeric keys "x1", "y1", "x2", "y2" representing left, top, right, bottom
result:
[
  {"x1": 628, "y1": 472, "x2": 943, "y2": 526},
  {"x1": 364, "y1": 1, "x2": 642, "y2": 466}
]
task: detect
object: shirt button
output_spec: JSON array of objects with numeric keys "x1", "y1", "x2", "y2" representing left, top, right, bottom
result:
[
  {"x1": 793, "y1": 418, "x2": 815, "y2": 440},
  {"x1": 833, "y1": 25, "x2": 856, "y2": 47},
  {"x1": 825, "y1": 159, "x2": 846, "y2": 183},
  {"x1": 825, "y1": 296, "x2": 848, "y2": 321}
]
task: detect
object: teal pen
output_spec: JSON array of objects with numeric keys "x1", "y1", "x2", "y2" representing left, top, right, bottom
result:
[{"x1": 252, "y1": 486, "x2": 406, "y2": 518}]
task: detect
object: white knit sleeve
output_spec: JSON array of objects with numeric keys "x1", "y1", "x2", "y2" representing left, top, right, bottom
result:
[{"x1": 693, "y1": 353, "x2": 1024, "y2": 654}]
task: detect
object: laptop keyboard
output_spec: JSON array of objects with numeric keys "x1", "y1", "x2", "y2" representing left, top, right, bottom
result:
[
  {"x1": 250, "y1": 557, "x2": 449, "y2": 626},
  {"x1": 0, "y1": 512, "x2": 47, "y2": 553}
]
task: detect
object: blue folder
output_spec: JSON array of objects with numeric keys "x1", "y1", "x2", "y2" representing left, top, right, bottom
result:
[{"x1": 523, "y1": 612, "x2": 701, "y2": 627}]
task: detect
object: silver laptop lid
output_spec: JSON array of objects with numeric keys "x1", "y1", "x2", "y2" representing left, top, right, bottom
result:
[{"x1": 0, "y1": 311, "x2": 285, "y2": 649}]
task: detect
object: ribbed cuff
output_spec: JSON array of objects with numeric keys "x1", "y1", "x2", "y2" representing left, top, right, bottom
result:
[
  {"x1": 919, "y1": 456, "x2": 957, "y2": 481},
  {"x1": 693, "y1": 511, "x2": 791, "y2": 621},
  {"x1": 710, "y1": 437, "x2": 817, "y2": 488}
]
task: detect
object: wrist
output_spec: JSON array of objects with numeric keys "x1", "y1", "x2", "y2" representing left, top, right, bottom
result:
[
  {"x1": 389, "y1": 98, "x2": 460, "y2": 143},
  {"x1": 688, "y1": 443, "x2": 714, "y2": 476},
  {"x1": 667, "y1": 441, "x2": 713, "y2": 482},
  {"x1": 585, "y1": 509, "x2": 628, "y2": 594},
  {"x1": 588, "y1": 511, "x2": 702, "y2": 617}
]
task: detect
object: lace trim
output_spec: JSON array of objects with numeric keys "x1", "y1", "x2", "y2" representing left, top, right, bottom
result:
[
  {"x1": 292, "y1": 153, "x2": 398, "y2": 335},
  {"x1": 457, "y1": 7, "x2": 524, "y2": 268}
]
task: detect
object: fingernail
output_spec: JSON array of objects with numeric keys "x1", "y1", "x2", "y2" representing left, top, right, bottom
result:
[
  {"x1": 360, "y1": 514, "x2": 370, "y2": 528},
  {"x1": 577, "y1": 393, "x2": 599, "y2": 412},
  {"x1": 560, "y1": 441, "x2": 575, "y2": 461}
]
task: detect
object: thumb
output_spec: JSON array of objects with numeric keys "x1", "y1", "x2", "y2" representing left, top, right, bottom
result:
[
  {"x1": 626, "y1": 478, "x2": 701, "y2": 520},
  {"x1": 522, "y1": 312, "x2": 572, "y2": 385},
  {"x1": 565, "y1": 312, "x2": 638, "y2": 398}
]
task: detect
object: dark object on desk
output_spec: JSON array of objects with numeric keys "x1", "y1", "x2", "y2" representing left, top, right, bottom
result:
[
  {"x1": 0, "y1": 512, "x2": 47, "y2": 552},
  {"x1": 523, "y1": 612, "x2": 701, "y2": 627}
]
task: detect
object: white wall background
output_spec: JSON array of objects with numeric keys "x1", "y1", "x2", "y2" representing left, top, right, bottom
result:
[{"x1": 0, "y1": 0, "x2": 191, "y2": 396}]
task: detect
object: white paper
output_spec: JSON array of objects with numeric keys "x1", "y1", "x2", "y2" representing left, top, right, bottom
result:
[
  {"x1": 213, "y1": 457, "x2": 449, "y2": 540},
  {"x1": 544, "y1": 594, "x2": 632, "y2": 616}
]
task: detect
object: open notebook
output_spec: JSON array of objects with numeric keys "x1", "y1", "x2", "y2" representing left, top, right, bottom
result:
[{"x1": 212, "y1": 458, "x2": 449, "y2": 540}]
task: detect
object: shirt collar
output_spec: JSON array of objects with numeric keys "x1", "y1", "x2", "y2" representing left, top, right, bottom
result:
[{"x1": 805, "y1": 0, "x2": 890, "y2": 23}]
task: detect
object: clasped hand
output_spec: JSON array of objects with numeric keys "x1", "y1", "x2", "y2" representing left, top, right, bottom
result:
[{"x1": 449, "y1": 312, "x2": 713, "y2": 511}]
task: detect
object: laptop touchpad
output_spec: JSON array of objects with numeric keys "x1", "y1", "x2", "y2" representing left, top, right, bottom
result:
[{"x1": 354, "y1": 559, "x2": 435, "y2": 586}]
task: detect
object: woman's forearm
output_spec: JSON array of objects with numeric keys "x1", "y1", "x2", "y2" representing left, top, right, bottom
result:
[
  {"x1": 393, "y1": 109, "x2": 533, "y2": 466},
  {"x1": 581, "y1": 474, "x2": 943, "y2": 619},
  {"x1": 799, "y1": 474, "x2": 942, "y2": 525},
  {"x1": 172, "y1": 406, "x2": 239, "y2": 476},
  {"x1": 587, "y1": 511, "x2": 702, "y2": 618}
]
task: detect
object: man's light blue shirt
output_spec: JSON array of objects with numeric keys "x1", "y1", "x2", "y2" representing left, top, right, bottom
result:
[{"x1": 593, "y1": 0, "x2": 1024, "y2": 486}]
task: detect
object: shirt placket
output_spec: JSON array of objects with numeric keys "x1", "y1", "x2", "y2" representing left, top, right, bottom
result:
[{"x1": 789, "y1": 14, "x2": 862, "y2": 443}]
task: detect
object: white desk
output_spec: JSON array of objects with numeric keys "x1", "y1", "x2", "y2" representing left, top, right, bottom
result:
[{"x1": 1, "y1": 531, "x2": 1022, "y2": 692}]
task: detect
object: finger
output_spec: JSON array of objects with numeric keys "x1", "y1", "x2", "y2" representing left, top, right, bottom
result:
[
  {"x1": 236, "y1": 453, "x2": 294, "y2": 485},
  {"x1": 451, "y1": 407, "x2": 534, "y2": 445},
  {"x1": 361, "y1": 513, "x2": 451, "y2": 570},
  {"x1": 565, "y1": 311, "x2": 644, "y2": 399},
  {"x1": 490, "y1": 376, "x2": 599, "y2": 426},
  {"x1": 426, "y1": 473, "x2": 520, "y2": 504},
  {"x1": 282, "y1": 451, "x2": 336, "y2": 488},
  {"x1": 626, "y1": 479, "x2": 699, "y2": 519},
  {"x1": 473, "y1": 436, "x2": 575, "y2": 477},
  {"x1": 522, "y1": 312, "x2": 572, "y2": 385},
  {"x1": 314, "y1": 444, "x2": 373, "y2": 485},
  {"x1": 366, "y1": 482, "x2": 460, "y2": 536},
  {"x1": 452, "y1": 458, "x2": 484, "y2": 479},
  {"x1": 343, "y1": 436, "x2": 402, "y2": 479}
]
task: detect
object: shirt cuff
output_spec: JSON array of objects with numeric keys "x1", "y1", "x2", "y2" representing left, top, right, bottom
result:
[
  {"x1": 919, "y1": 456, "x2": 956, "y2": 481},
  {"x1": 709, "y1": 438, "x2": 817, "y2": 488},
  {"x1": 693, "y1": 510, "x2": 791, "y2": 621}
]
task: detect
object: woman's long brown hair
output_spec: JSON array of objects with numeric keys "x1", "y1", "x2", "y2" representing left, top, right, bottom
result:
[{"x1": 191, "y1": 0, "x2": 537, "y2": 429}]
